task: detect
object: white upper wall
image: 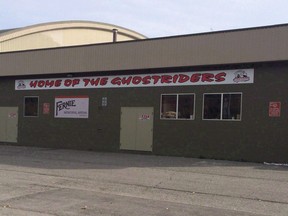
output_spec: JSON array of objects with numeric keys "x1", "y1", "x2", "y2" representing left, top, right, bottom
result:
[{"x1": 0, "y1": 21, "x2": 147, "y2": 52}]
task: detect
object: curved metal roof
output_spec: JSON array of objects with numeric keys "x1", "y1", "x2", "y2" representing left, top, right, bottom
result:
[
  {"x1": 0, "y1": 29, "x2": 16, "y2": 34},
  {"x1": 0, "y1": 20, "x2": 147, "y2": 52}
]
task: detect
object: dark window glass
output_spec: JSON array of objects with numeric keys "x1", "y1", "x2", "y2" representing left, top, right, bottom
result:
[
  {"x1": 203, "y1": 93, "x2": 242, "y2": 120},
  {"x1": 161, "y1": 95, "x2": 177, "y2": 119},
  {"x1": 203, "y1": 94, "x2": 221, "y2": 119},
  {"x1": 24, "y1": 97, "x2": 39, "y2": 117},
  {"x1": 222, "y1": 94, "x2": 241, "y2": 120},
  {"x1": 178, "y1": 95, "x2": 194, "y2": 119},
  {"x1": 161, "y1": 94, "x2": 195, "y2": 120}
]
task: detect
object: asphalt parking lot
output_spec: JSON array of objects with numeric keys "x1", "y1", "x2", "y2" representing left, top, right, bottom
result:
[{"x1": 0, "y1": 145, "x2": 288, "y2": 216}]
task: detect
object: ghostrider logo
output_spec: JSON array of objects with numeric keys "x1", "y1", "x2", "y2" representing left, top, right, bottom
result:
[
  {"x1": 233, "y1": 70, "x2": 250, "y2": 83},
  {"x1": 16, "y1": 80, "x2": 26, "y2": 89}
]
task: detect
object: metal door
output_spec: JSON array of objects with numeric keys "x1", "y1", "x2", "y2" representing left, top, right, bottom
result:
[
  {"x1": 0, "y1": 107, "x2": 18, "y2": 143},
  {"x1": 120, "y1": 107, "x2": 153, "y2": 151}
]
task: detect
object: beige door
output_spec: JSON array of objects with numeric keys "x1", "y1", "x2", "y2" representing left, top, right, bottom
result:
[
  {"x1": 0, "y1": 107, "x2": 18, "y2": 143},
  {"x1": 120, "y1": 107, "x2": 153, "y2": 151}
]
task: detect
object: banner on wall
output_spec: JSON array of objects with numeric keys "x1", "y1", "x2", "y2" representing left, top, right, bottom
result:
[
  {"x1": 15, "y1": 69, "x2": 254, "y2": 90},
  {"x1": 54, "y1": 96, "x2": 89, "y2": 118}
]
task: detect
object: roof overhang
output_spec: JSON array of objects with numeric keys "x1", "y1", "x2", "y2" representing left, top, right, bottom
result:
[{"x1": 1, "y1": 23, "x2": 288, "y2": 77}]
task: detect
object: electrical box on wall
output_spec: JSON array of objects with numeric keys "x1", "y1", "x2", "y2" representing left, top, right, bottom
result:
[{"x1": 102, "y1": 97, "x2": 108, "y2": 107}]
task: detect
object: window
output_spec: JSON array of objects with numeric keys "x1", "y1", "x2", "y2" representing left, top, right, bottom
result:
[
  {"x1": 161, "y1": 94, "x2": 195, "y2": 120},
  {"x1": 203, "y1": 93, "x2": 242, "y2": 120},
  {"x1": 24, "y1": 96, "x2": 39, "y2": 117}
]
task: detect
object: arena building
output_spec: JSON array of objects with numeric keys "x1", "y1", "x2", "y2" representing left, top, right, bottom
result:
[
  {"x1": 0, "y1": 21, "x2": 147, "y2": 52},
  {"x1": 0, "y1": 21, "x2": 287, "y2": 163}
]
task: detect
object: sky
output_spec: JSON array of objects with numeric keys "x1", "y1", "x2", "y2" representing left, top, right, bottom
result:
[{"x1": 1, "y1": 0, "x2": 288, "y2": 38}]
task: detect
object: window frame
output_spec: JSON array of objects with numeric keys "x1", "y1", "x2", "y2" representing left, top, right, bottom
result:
[
  {"x1": 160, "y1": 93, "x2": 196, "y2": 120},
  {"x1": 23, "y1": 96, "x2": 39, "y2": 117},
  {"x1": 202, "y1": 92, "x2": 242, "y2": 121}
]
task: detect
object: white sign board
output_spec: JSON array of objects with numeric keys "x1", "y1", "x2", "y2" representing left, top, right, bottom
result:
[
  {"x1": 15, "y1": 69, "x2": 254, "y2": 90},
  {"x1": 54, "y1": 96, "x2": 89, "y2": 118}
]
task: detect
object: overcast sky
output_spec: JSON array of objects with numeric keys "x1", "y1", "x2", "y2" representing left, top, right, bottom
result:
[{"x1": 1, "y1": 0, "x2": 288, "y2": 38}]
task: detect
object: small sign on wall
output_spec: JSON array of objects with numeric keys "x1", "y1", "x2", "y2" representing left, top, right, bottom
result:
[
  {"x1": 43, "y1": 103, "x2": 50, "y2": 114},
  {"x1": 139, "y1": 114, "x2": 150, "y2": 121},
  {"x1": 269, "y1": 102, "x2": 281, "y2": 117},
  {"x1": 8, "y1": 113, "x2": 17, "y2": 118}
]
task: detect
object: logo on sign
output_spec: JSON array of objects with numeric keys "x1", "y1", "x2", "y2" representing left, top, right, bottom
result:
[
  {"x1": 55, "y1": 100, "x2": 76, "y2": 116},
  {"x1": 233, "y1": 70, "x2": 250, "y2": 83},
  {"x1": 16, "y1": 80, "x2": 26, "y2": 89}
]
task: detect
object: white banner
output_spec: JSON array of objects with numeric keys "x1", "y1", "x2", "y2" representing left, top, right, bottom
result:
[
  {"x1": 54, "y1": 96, "x2": 89, "y2": 118},
  {"x1": 15, "y1": 69, "x2": 254, "y2": 90}
]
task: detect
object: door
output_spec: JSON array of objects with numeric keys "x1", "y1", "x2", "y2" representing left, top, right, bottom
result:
[
  {"x1": 120, "y1": 107, "x2": 153, "y2": 151},
  {"x1": 0, "y1": 107, "x2": 18, "y2": 143}
]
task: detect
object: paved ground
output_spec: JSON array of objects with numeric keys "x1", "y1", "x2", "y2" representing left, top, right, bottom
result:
[{"x1": 0, "y1": 145, "x2": 288, "y2": 216}]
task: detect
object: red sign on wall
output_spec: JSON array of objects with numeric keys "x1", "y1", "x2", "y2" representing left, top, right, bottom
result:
[
  {"x1": 43, "y1": 103, "x2": 50, "y2": 114},
  {"x1": 269, "y1": 102, "x2": 281, "y2": 117},
  {"x1": 139, "y1": 114, "x2": 150, "y2": 120}
]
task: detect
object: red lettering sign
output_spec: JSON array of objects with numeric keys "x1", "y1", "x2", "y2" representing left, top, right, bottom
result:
[{"x1": 15, "y1": 69, "x2": 254, "y2": 90}]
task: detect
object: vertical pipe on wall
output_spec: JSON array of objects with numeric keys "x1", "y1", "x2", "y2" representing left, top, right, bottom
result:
[{"x1": 112, "y1": 29, "x2": 118, "y2": 42}]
